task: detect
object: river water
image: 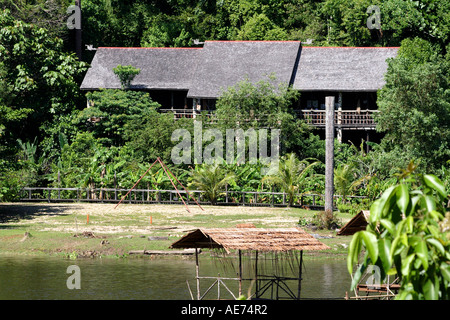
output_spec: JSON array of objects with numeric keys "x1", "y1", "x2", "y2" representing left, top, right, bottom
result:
[{"x1": 0, "y1": 255, "x2": 352, "y2": 300}]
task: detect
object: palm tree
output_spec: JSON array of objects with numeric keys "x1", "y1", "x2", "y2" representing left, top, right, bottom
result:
[
  {"x1": 334, "y1": 163, "x2": 354, "y2": 203},
  {"x1": 188, "y1": 163, "x2": 235, "y2": 205},
  {"x1": 262, "y1": 153, "x2": 320, "y2": 207},
  {"x1": 334, "y1": 163, "x2": 370, "y2": 203}
]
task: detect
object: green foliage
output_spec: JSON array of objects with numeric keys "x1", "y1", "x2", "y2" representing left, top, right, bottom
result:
[
  {"x1": 262, "y1": 153, "x2": 321, "y2": 207},
  {"x1": 0, "y1": 8, "x2": 88, "y2": 123},
  {"x1": 113, "y1": 65, "x2": 141, "y2": 89},
  {"x1": 141, "y1": 14, "x2": 191, "y2": 48},
  {"x1": 216, "y1": 76, "x2": 298, "y2": 119},
  {"x1": 80, "y1": 89, "x2": 159, "y2": 147},
  {"x1": 82, "y1": 0, "x2": 157, "y2": 48},
  {"x1": 375, "y1": 37, "x2": 450, "y2": 172},
  {"x1": 236, "y1": 13, "x2": 288, "y2": 40},
  {"x1": 77, "y1": 0, "x2": 450, "y2": 48},
  {"x1": 1, "y1": 0, "x2": 449, "y2": 211},
  {"x1": 0, "y1": 8, "x2": 88, "y2": 162},
  {"x1": 214, "y1": 76, "x2": 319, "y2": 156},
  {"x1": 53, "y1": 132, "x2": 103, "y2": 188},
  {"x1": 224, "y1": 161, "x2": 265, "y2": 193},
  {"x1": 311, "y1": 210, "x2": 341, "y2": 230},
  {"x1": 322, "y1": 0, "x2": 373, "y2": 46},
  {"x1": 321, "y1": 0, "x2": 450, "y2": 47},
  {"x1": 188, "y1": 163, "x2": 235, "y2": 205},
  {"x1": 347, "y1": 165, "x2": 450, "y2": 300},
  {"x1": 0, "y1": 0, "x2": 71, "y2": 39},
  {"x1": 123, "y1": 108, "x2": 192, "y2": 164}
]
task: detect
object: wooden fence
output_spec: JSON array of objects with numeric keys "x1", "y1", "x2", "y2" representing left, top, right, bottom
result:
[
  {"x1": 297, "y1": 109, "x2": 379, "y2": 129},
  {"x1": 159, "y1": 108, "x2": 379, "y2": 129},
  {"x1": 19, "y1": 187, "x2": 366, "y2": 209}
]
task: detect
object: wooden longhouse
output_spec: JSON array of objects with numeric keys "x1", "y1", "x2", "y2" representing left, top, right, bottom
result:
[
  {"x1": 80, "y1": 41, "x2": 399, "y2": 145},
  {"x1": 170, "y1": 227, "x2": 330, "y2": 300}
]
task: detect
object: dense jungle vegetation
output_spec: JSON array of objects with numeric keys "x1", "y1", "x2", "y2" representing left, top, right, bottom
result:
[{"x1": 0, "y1": 0, "x2": 449, "y2": 208}]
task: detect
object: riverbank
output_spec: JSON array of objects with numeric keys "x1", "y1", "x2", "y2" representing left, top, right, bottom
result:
[{"x1": 0, "y1": 202, "x2": 354, "y2": 259}]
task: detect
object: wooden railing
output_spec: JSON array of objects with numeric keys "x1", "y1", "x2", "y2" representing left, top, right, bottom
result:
[
  {"x1": 159, "y1": 108, "x2": 378, "y2": 128},
  {"x1": 19, "y1": 187, "x2": 366, "y2": 208},
  {"x1": 159, "y1": 108, "x2": 197, "y2": 119},
  {"x1": 298, "y1": 109, "x2": 378, "y2": 128}
]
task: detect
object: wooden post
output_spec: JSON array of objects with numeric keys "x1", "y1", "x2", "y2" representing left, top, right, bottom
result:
[
  {"x1": 255, "y1": 250, "x2": 259, "y2": 298},
  {"x1": 75, "y1": 0, "x2": 82, "y2": 60},
  {"x1": 57, "y1": 171, "x2": 61, "y2": 199},
  {"x1": 297, "y1": 250, "x2": 303, "y2": 300},
  {"x1": 238, "y1": 250, "x2": 242, "y2": 297},
  {"x1": 271, "y1": 186, "x2": 274, "y2": 207},
  {"x1": 325, "y1": 96, "x2": 335, "y2": 212},
  {"x1": 195, "y1": 247, "x2": 200, "y2": 300},
  {"x1": 366, "y1": 131, "x2": 370, "y2": 154},
  {"x1": 114, "y1": 172, "x2": 117, "y2": 201},
  {"x1": 337, "y1": 92, "x2": 342, "y2": 143},
  {"x1": 217, "y1": 274, "x2": 220, "y2": 300}
]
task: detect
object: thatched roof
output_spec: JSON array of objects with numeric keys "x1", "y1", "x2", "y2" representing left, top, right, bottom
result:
[
  {"x1": 80, "y1": 47, "x2": 200, "y2": 91},
  {"x1": 170, "y1": 227, "x2": 330, "y2": 253},
  {"x1": 293, "y1": 47, "x2": 398, "y2": 92},
  {"x1": 186, "y1": 41, "x2": 301, "y2": 99},
  {"x1": 80, "y1": 42, "x2": 398, "y2": 97},
  {"x1": 337, "y1": 210, "x2": 370, "y2": 236}
]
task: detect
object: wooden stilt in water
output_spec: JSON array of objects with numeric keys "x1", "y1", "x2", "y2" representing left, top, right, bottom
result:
[
  {"x1": 238, "y1": 249, "x2": 242, "y2": 297},
  {"x1": 255, "y1": 250, "x2": 258, "y2": 299},
  {"x1": 195, "y1": 247, "x2": 200, "y2": 300},
  {"x1": 297, "y1": 250, "x2": 303, "y2": 300}
]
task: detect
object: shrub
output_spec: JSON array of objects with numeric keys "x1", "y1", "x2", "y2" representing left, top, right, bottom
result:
[
  {"x1": 311, "y1": 210, "x2": 341, "y2": 230},
  {"x1": 347, "y1": 169, "x2": 450, "y2": 300}
]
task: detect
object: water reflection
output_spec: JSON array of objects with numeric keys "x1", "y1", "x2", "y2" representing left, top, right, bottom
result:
[{"x1": 0, "y1": 255, "x2": 351, "y2": 300}]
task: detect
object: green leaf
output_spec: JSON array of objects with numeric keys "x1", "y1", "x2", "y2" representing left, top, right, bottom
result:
[
  {"x1": 350, "y1": 257, "x2": 368, "y2": 291},
  {"x1": 414, "y1": 240, "x2": 429, "y2": 270},
  {"x1": 390, "y1": 234, "x2": 406, "y2": 262},
  {"x1": 387, "y1": 267, "x2": 398, "y2": 276},
  {"x1": 429, "y1": 210, "x2": 444, "y2": 221},
  {"x1": 360, "y1": 231, "x2": 379, "y2": 263},
  {"x1": 369, "y1": 198, "x2": 382, "y2": 223},
  {"x1": 370, "y1": 185, "x2": 397, "y2": 222},
  {"x1": 423, "y1": 174, "x2": 446, "y2": 199},
  {"x1": 426, "y1": 238, "x2": 445, "y2": 256},
  {"x1": 401, "y1": 253, "x2": 415, "y2": 276},
  {"x1": 440, "y1": 263, "x2": 450, "y2": 282},
  {"x1": 378, "y1": 238, "x2": 392, "y2": 272},
  {"x1": 396, "y1": 184, "x2": 410, "y2": 215},
  {"x1": 347, "y1": 232, "x2": 362, "y2": 275},
  {"x1": 380, "y1": 219, "x2": 395, "y2": 234},
  {"x1": 423, "y1": 278, "x2": 438, "y2": 300},
  {"x1": 423, "y1": 195, "x2": 436, "y2": 212},
  {"x1": 396, "y1": 216, "x2": 413, "y2": 235}
]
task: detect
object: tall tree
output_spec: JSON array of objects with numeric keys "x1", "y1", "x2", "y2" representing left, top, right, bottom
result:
[
  {"x1": 0, "y1": 9, "x2": 88, "y2": 153},
  {"x1": 375, "y1": 37, "x2": 450, "y2": 172}
]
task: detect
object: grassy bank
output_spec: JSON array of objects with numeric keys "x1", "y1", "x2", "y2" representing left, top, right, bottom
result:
[{"x1": 0, "y1": 202, "x2": 354, "y2": 259}]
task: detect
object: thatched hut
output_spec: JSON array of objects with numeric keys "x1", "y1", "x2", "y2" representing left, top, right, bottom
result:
[
  {"x1": 337, "y1": 210, "x2": 370, "y2": 236},
  {"x1": 170, "y1": 227, "x2": 330, "y2": 300}
]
